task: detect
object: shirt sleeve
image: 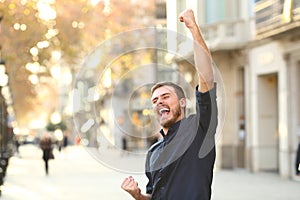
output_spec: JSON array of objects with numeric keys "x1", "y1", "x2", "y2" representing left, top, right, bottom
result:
[
  {"x1": 145, "y1": 171, "x2": 153, "y2": 194},
  {"x1": 195, "y1": 83, "x2": 218, "y2": 134},
  {"x1": 145, "y1": 152, "x2": 153, "y2": 194}
]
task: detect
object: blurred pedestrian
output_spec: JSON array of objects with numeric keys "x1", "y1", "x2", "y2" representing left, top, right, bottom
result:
[
  {"x1": 120, "y1": 136, "x2": 129, "y2": 157},
  {"x1": 121, "y1": 9, "x2": 218, "y2": 200},
  {"x1": 14, "y1": 135, "x2": 21, "y2": 157},
  {"x1": 296, "y1": 143, "x2": 300, "y2": 175},
  {"x1": 63, "y1": 134, "x2": 68, "y2": 149},
  {"x1": 122, "y1": 137, "x2": 127, "y2": 151},
  {"x1": 58, "y1": 139, "x2": 63, "y2": 152},
  {"x1": 39, "y1": 133, "x2": 54, "y2": 175},
  {"x1": 75, "y1": 135, "x2": 81, "y2": 145}
]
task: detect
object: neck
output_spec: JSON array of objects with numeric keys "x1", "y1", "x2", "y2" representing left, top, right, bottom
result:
[
  {"x1": 162, "y1": 127, "x2": 169, "y2": 135},
  {"x1": 162, "y1": 116, "x2": 185, "y2": 136}
]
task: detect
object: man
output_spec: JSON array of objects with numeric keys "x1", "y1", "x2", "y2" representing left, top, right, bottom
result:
[
  {"x1": 40, "y1": 133, "x2": 55, "y2": 175},
  {"x1": 121, "y1": 9, "x2": 218, "y2": 200}
]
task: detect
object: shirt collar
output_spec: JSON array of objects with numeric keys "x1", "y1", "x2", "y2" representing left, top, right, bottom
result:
[{"x1": 159, "y1": 118, "x2": 185, "y2": 139}]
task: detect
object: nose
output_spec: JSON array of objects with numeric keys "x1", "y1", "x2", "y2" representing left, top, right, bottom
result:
[
  {"x1": 152, "y1": 97, "x2": 163, "y2": 108},
  {"x1": 156, "y1": 97, "x2": 164, "y2": 105}
]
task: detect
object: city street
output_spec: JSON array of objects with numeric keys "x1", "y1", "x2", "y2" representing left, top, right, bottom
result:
[
  {"x1": 1, "y1": 2, "x2": 300, "y2": 200},
  {"x1": 1, "y1": 144, "x2": 300, "y2": 200}
]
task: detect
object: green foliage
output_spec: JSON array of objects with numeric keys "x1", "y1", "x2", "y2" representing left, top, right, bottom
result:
[
  {"x1": 46, "y1": 121, "x2": 67, "y2": 132},
  {"x1": 0, "y1": 0, "x2": 156, "y2": 128}
]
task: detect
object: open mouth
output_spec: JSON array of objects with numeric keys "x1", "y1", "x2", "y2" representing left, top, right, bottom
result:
[{"x1": 159, "y1": 107, "x2": 170, "y2": 116}]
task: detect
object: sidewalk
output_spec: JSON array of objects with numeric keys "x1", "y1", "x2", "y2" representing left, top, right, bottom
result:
[
  {"x1": 212, "y1": 169, "x2": 300, "y2": 200},
  {"x1": 1, "y1": 144, "x2": 147, "y2": 200},
  {"x1": 1, "y1": 144, "x2": 300, "y2": 200}
]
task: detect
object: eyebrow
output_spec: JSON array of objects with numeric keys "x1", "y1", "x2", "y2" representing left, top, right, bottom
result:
[{"x1": 151, "y1": 92, "x2": 171, "y2": 102}]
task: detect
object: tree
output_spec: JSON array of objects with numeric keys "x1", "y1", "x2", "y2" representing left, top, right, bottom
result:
[
  {"x1": 0, "y1": 0, "x2": 155, "y2": 128},
  {"x1": 46, "y1": 121, "x2": 67, "y2": 132}
]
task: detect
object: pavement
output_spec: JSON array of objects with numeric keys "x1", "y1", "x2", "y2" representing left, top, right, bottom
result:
[{"x1": 1, "y1": 144, "x2": 300, "y2": 200}]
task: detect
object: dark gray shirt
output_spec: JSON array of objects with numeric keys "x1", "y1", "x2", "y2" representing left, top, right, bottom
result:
[{"x1": 145, "y1": 84, "x2": 218, "y2": 200}]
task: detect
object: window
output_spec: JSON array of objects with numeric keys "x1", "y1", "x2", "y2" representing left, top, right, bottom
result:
[{"x1": 204, "y1": 0, "x2": 240, "y2": 24}]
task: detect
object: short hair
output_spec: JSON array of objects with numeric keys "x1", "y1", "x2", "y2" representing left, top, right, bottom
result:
[{"x1": 151, "y1": 81, "x2": 186, "y2": 99}]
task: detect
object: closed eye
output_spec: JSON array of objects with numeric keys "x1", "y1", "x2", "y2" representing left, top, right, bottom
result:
[
  {"x1": 162, "y1": 94, "x2": 170, "y2": 100},
  {"x1": 152, "y1": 98, "x2": 158, "y2": 104},
  {"x1": 151, "y1": 93, "x2": 170, "y2": 105}
]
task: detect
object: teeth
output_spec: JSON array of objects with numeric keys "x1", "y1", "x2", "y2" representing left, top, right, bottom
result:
[{"x1": 159, "y1": 108, "x2": 169, "y2": 114}]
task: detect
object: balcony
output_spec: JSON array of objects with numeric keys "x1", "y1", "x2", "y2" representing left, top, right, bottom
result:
[
  {"x1": 200, "y1": 19, "x2": 253, "y2": 52},
  {"x1": 255, "y1": 0, "x2": 300, "y2": 39}
]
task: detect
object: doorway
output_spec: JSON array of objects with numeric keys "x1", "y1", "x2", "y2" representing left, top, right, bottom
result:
[{"x1": 257, "y1": 73, "x2": 279, "y2": 172}]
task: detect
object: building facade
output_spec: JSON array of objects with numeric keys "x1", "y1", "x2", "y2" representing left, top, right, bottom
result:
[
  {"x1": 247, "y1": 0, "x2": 300, "y2": 178},
  {"x1": 166, "y1": 0, "x2": 300, "y2": 179}
]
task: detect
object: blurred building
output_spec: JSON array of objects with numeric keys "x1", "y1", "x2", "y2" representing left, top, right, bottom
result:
[
  {"x1": 248, "y1": 0, "x2": 300, "y2": 179},
  {"x1": 166, "y1": 0, "x2": 300, "y2": 179},
  {"x1": 0, "y1": 52, "x2": 15, "y2": 182},
  {"x1": 73, "y1": 0, "x2": 166, "y2": 151}
]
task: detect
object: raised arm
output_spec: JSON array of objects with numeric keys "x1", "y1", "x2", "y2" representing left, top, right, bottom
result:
[{"x1": 179, "y1": 9, "x2": 214, "y2": 92}]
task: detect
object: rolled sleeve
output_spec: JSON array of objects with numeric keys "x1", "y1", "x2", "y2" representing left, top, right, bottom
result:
[{"x1": 195, "y1": 83, "x2": 217, "y2": 133}]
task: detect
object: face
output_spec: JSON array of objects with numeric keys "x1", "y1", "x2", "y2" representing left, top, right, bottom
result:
[{"x1": 151, "y1": 86, "x2": 185, "y2": 128}]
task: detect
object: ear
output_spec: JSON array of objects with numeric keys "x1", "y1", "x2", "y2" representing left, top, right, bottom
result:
[{"x1": 179, "y1": 98, "x2": 186, "y2": 108}]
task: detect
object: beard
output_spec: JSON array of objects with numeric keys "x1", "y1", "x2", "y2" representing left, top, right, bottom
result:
[{"x1": 159, "y1": 104, "x2": 182, "y2": 128}]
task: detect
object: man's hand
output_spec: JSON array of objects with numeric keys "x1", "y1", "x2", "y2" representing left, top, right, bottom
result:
[
  {"x1": 179, "y1": 9, "x2": 214, "y2": 92},
  {"x1": 121, "y1": 176, "x2": 142, "y2": 199},
  {"x1": 179, "y1": 9, "x2": 197, "y2": 29}
]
